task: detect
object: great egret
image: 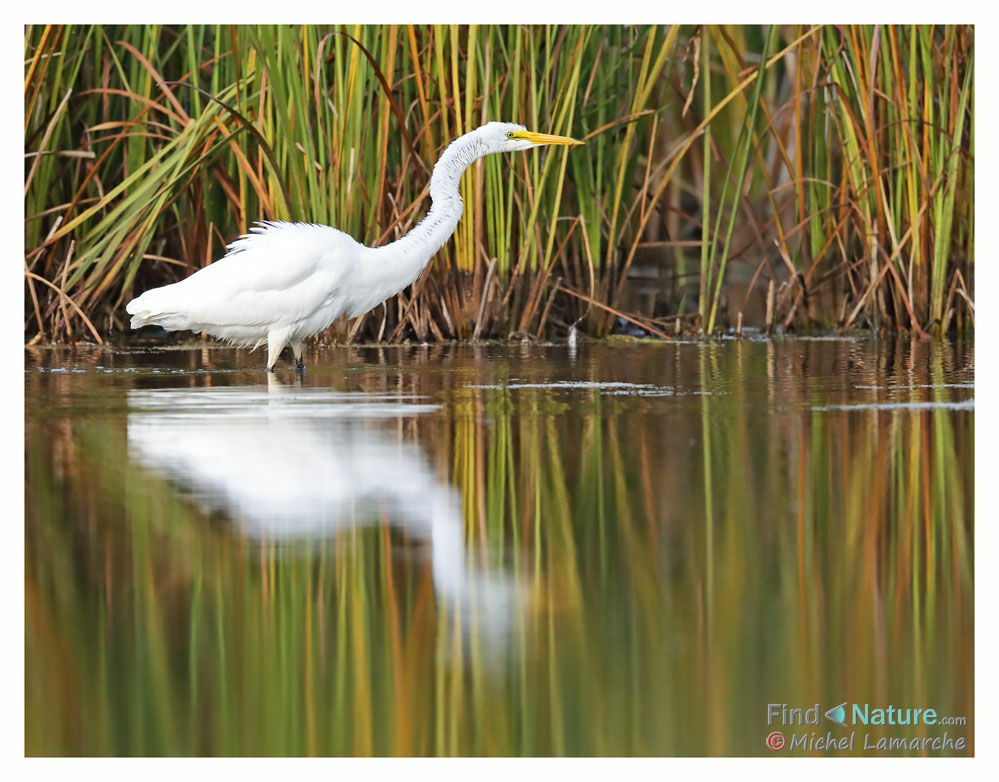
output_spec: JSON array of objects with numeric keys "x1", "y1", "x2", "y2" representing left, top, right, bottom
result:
[{"x1": 126, "y1": 122, "x2": 582, "y2": 371}]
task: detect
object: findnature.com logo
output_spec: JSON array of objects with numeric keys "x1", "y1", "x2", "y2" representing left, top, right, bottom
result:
[{"x1": 765, "y1": 702, "x2": 968, "y2": 754}]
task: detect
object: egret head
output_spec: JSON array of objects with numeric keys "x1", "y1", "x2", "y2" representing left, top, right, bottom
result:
[{"x1": 477, "y1": 121, "x2": 584, "y2": 153}]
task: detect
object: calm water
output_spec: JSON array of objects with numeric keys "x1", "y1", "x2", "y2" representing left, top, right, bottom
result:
[{"x1": 25, "y1": 338, "x2": 974, "y2": 756}]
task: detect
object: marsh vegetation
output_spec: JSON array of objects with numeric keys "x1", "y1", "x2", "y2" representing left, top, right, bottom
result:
[{"x1": 24, "y1": 25, "x2": 973, "y2": 344}]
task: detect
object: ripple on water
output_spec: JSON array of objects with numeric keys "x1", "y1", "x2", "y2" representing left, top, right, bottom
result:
[
  {"x1": 813, "y1": 398, "x2": 974, "y2": 412},
  {"x1": 464, "y1": 380, "x2": 697, "y2": 397},
  {"x1": 128, "y1": 386, "x2": 441, "y2": 420}
]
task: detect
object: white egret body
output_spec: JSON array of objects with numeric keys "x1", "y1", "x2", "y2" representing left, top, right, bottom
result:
[{"x1": 126, "y1": 122, "x2": 582, "y2": 370}]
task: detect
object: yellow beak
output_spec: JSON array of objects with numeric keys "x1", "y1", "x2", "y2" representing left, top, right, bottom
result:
[{"x1": 510, "y1": 130, "x2": 584, "y2": 146}]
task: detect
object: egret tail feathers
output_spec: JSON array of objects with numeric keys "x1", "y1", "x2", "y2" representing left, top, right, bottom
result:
[{"x1": 125, "y1": 290, "x2": 188, "y2": 331}]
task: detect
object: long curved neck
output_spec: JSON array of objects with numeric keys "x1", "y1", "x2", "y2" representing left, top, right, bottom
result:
[{"x1": 367, "y1": 131, "x2": 488, "y2": 282}]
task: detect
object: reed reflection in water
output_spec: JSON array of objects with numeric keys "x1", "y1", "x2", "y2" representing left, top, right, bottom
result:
[{"x1": 24, "y1": 339, "x2": 974, "y2": 756}]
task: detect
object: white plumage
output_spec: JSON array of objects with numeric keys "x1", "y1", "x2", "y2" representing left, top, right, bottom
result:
[{"x1": 126, "y1": 121, "x2": 582, "y2": 371}]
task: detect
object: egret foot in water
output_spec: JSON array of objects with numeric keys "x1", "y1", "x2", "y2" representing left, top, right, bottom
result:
[{"x1": 292, "y1": 342, "x2": 305, "y2": 374}]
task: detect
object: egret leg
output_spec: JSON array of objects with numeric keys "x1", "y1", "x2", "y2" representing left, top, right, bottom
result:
[
  {"x1": 291, "y1": 341, "x2": 305, "y2": 373},
  {"x1": 266, "y1": 329, "x2": 291, "y2": 373}
]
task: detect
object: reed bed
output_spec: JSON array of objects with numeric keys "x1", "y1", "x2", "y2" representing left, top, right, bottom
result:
[
  {"x1": 24, "y1": 25, "x2": 973, "y2": 343},
  {"x1": 25, "y1": 340, "x2": 974, "y2": 755}
]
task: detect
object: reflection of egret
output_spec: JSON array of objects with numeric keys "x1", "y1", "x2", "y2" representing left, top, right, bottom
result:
[
  {"x1": 126, "y1": 123, "x2": 582, "y2": 371},
  {"x1": 126, "y1": 379, "x2": 524, "y2": 643}
]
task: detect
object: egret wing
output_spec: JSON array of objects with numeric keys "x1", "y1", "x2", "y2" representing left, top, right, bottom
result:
[{"x1": 134, "y1": 222, "x2": 360, "y2": 331}]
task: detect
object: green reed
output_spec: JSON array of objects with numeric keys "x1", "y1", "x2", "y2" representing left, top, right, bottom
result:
[{"x1": 25, "y1": 25, "x2": 972, "y2": 342}]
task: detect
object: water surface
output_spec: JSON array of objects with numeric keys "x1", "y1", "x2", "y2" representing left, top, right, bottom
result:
[{"x1": 24, "y1": 338, "x2": 974, "y2": 756}]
